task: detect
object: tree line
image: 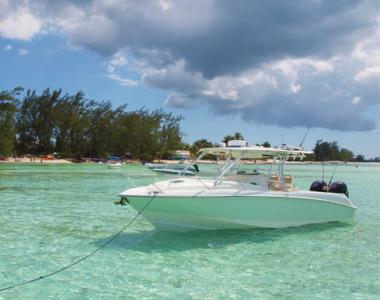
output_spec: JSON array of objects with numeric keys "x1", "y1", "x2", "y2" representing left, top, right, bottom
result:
[
  {"x1": 0, "y1": 88, "x2": 183, "y2": 160},
  {"x1": 313, "y1": 140, "x2": 376, "y2": 162},
  {"x1": 0, "y1": 88, "x2": 373, "y2": 162}
]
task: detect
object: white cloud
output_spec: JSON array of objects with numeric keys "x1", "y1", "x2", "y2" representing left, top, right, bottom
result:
[
  {"x1": 18, "y1": 48, "x2": 28, "y2": 55},
  {"x1": 106, "y1": 51, "x2": 138, "y2": 86},
  {"x1": 352, "y1": 25, "x2": 380, "y2": 82},
  {"x1": 148, "y1": 54, "x2": 377, "y2": 130},
  {"x1": 159, "y1": 0, "x2": 172, "y2": 12},
  {"x1": 291, "y1": 83, "x2": 302, "y2": 94},
  {"x1": 354, "y1": 66, "x2": 380, "y2": 82},
  {"x1": 106, "y1": 73, "x2": 138, "y2": 86},
  {"x1": 107, "y1": 52, "x2": 128, "y2": 73},
  {"x1": 4, "y1": 44, "x2": 12, "y2": 50},
  {"x1": 352, "y1": 96, "x2": 362, "y2": 105},
  {"x1": 0, "y1": 7, "x2": 42, "y2": 40},
  {"x1": 0, "y1": 0, "x2": 378, "y2": 131}
]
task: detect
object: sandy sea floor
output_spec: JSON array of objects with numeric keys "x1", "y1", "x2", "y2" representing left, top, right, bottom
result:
[{"x1": 0, "y1": 163, "x2": 379, "y2": 299}]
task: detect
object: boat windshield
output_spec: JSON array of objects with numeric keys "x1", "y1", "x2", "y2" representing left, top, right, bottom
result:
[{"x1": 195, "y1": 146, "x2": 311, "y2": 190}]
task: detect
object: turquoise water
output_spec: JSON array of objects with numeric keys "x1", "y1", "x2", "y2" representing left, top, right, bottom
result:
[{"x1": 0, "y1": 163, "x2": 379, "y2": 299}]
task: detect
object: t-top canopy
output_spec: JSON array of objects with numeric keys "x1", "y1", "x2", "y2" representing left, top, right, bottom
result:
[{"x1": 198, "y1": 146, "x2": 313, "y2": 160}]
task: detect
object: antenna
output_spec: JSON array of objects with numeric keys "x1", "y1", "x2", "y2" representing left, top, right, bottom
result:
[
  {"x1": 299, "y1": 125, "x2": 311, "y2": 148},
  {"x1": 281, "y1": 133, "x2": 284, "y2": 149},
  {"x1": 328, "y1": 163, "x2": 339, "y2": 186},
  {"x1": 322, "y1": 161, "x2": 325, "y2": 182}
]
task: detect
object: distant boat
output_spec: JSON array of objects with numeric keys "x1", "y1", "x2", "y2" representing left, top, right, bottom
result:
[
  {"x1": 144, "y1": 162, "x2": 199, "y2": 176},
  {"x1": 151, "y1": 166, "x2": 195, "y2": 176},
  {"x1": 107, "y1": 162, "x2": 122, "y2": 169},
  {"x1": 106, "y1": 156, "x2": 122, "y2": 169}
]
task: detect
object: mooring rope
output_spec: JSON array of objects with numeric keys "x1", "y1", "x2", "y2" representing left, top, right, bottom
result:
[{"x1": 0, "y1": 192, "x2": 157, "y2": 292}]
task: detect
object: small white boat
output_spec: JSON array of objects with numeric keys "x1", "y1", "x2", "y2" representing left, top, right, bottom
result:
[
  {"x1": 144, "y1": 163, "x2": 164, "y2": 169},
  {"x1": 119, "y1": 145, "x2": 356, "y2": 230},
  {"x1": 106, "y1": 156, "x2": 123, "y2": 169},
  {"x1": 107, "y1": 162, "x2": 122, "y2": 169},
  {"x1": 145, "y1": 162, "x2": 198, "y2": 176},
  {"x1": 151, "y1": 167, "x2": 195, "y2": 176}
]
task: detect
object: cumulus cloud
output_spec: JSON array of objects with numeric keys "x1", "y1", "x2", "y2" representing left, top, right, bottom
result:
[
  {"x1": 17, "y1": 47, "x2": 28, "y2": 55},
  {"x1": 352, "y1": 28, "x2": 380, "y2": 83},
  {"x1": 352, "y1": 96, "x2": 362, "y2": 105},
  {"x1": 0, "y1": 0, "x2": 42, "y2": 40},
  {"x1": 157, "y1": 55, "x2": 377, "y2": 130},
  {"x1": 106, "y1": 51, "x2": 138, "y2": 86},
  {"x1": 0, "y1": 0, "x2": 379, "y2": 130}
]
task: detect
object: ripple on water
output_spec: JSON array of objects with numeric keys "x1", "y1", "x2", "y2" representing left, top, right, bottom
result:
[{"x1": 0, "y1": 163, "x2": 379, "y2": 299}]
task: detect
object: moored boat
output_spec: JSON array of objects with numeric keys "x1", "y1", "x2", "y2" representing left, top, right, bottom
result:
[
  {"x1": 106, "y1": 156, "x2": 123, "y2": 169},
  {"x1": 145, "y1": 162, "x2": 199, "y2": 176},
  {"x1": 107, "y1": 162, "x2": 122, "y2": 169},
  {"x1": 119, "y1": 145, "x2": 356, "y2": 230}
]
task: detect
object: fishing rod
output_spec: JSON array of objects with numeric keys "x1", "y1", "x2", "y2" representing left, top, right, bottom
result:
[
  {"x1": 299, "y1": 125, "x2": 311, "y2": 148},
  {"x1": 322, "y1": 161, "x2": 325, "y2": 182},
  {"x1": 328, "y1": 163, "x2": 339, "y2": 186}
]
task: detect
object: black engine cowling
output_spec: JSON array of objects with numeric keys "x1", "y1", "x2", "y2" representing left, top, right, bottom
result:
[
  {"x1": 329, "y1": 181, "x2": 349, "y2": 197},
  {"x1": 310, "y1": 180, "x2": 327, "y2": 192}
]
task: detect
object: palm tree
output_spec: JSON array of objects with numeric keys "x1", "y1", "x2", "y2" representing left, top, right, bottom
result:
[{"x1": 222, "y1": 132, "x2": 244, "y2": 144}]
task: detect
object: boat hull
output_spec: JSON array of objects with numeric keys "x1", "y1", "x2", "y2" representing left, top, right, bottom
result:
[
  {"x1": 125, "y1": 194, "x2": 356, "y2": 230},
  {"x1": 152, "y1": 168, "x2": 195, "y2": 176}
]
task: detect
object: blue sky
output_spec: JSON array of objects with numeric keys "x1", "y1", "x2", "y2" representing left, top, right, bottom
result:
[{"x1": 0, "y1": 0, "x2": 379, "y2": 158}]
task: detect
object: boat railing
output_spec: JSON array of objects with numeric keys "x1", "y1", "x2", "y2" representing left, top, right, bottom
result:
[
  {"x1": 214, "y1": 157, "x2": 241, "y2": 186},
  {"x1": 152, "y1": 182, "x2": 163, "y2": 193},
  {"x1": 197, "y1": 177, "x2": 211, "y2": 190},
  {"x1": 125, "y1": 174, "x2": 137, "y2": 187},
  {"x1": 124, "y1": 173, "x2": 165, "y2": 189}
]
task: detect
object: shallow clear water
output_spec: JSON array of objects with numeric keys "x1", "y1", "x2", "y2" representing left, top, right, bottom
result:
[{"x1": 0, "y1": 163, "x2": 379, "y2": 299}]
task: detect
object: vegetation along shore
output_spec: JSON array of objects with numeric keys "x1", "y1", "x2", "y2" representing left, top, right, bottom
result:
[{"x1": 0, "y1": 87, "x2": 378, "y2": 163}]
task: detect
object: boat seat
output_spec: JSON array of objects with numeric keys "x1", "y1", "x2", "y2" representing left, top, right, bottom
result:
[
  {"x1": 268, "y1": 174, "x2": 296, "y2": 192},
  {"x1": 284, "y1": 175, "x2": 295, "y2": 191},
  {"x1": 268, "y1": 180, "x2": 283, "y2": 191},
  {"x1": 270, "y1": 174, "x2": 280, "y2": 181},
  {"x1": 284, "y1": 175, "x2": 293, "y2": 184}
]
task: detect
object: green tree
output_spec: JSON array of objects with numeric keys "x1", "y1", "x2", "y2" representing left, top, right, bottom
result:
[
  {"x1": 116, "y1": 109, "x2": 162, "y2": 160},
  {"x1": 190, "y1": 139, "x2": 214, "y2": 157},
  {"x1": 54, "y1": 91, "x2": 90, "y2": 158},
  {"x1": 313, "y1": 140, "x2": 354, "y2": 161},
  {"x1": 355, "y1": 154, "x2": 365, "y2": 162},
  {"x1": 0, "y1": 88, "x2": 22, "y2": 156},
  {"x1": 256, "y1": 141, "x2": 271, "y2": 148},
  {"x1": 339, "y1": 148, "x2": 354, "y2": 162},
  {"x1": 84, "y1": 100, "x2": 125, "y2": 157},
  {"x1": 222, "y1": 132, "x2": 244, "y2": 144},
  {"x1": 156, "y1": 112, "x2": 184, "y2": 160},
  {"x1": 16, "y1": 89, "x2": 60, "y2": 155},
  {"x1": 11, "y1": 87, "x2": 185, "y2": 160}
]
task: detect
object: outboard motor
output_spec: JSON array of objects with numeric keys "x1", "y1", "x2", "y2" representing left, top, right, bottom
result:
[
  {"x1": 329, "y1": 181, "x2": 349, "y2": 197},
  {"x1": 310, "y1": 180, "x2": 327, "y2": 192},
  {"x1": 193, "y1": 163, "x2": 200, "y2": 172}
]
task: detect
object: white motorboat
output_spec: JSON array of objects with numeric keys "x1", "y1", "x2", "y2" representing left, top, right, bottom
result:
[
  {"x1": 106, "y1": 156, "x2": 123, "y2": 169},
  {"x1": 151, "y1": 167, "x2": 195, "y2": 176},
  {"x1": 107, "y1": 162, "x2": 122, "y2": 169},
  {"x1": 119, "y1": 146, "x2": 356, "y2": 230},
  {"x1": 145, "y1": 162, "x2": 199, "y2": 176}
]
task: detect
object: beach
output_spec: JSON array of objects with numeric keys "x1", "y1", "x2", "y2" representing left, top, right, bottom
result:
[{"x1": 0, "y1": 157, "x2": 73, "y2": 164}]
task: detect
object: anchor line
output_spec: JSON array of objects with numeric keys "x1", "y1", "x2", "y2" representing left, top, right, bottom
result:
[{"x1": 0, "y1": 193, "x2": 157, "y2": 292}]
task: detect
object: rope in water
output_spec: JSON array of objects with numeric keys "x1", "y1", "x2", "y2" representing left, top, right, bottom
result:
[{"x1": 0, "y1": 193, "x2": 157, "y2": 292}]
